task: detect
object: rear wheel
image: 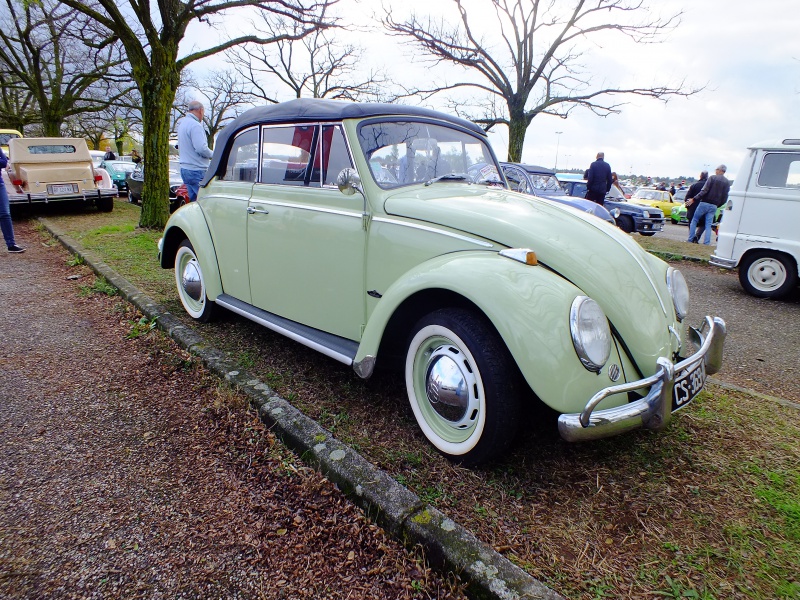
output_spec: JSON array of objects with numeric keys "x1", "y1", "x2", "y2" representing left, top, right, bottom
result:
[
  {"x1": 175, "y1": 240, "x2": 216, "y2": 322},
  {"x1": 640, "y1": 231, "x2": 656, "y2": 237},
  {"x1": 617, "y1": 215, "x2": 634, "y2": 233},
  {"x1": 739, "y1": 251, "x2": 797, "y2": 299},
  {"x1": 404, "y1": 308, "x2": 522, "y2": 466},
  {"x1": 96, "y1": 196, "x2": 114, "y2": 212}
]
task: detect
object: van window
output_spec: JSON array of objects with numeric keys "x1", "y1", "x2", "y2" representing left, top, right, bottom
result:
[{"x1": 757, "y1": 152, "x2": 800, "y2": 188}]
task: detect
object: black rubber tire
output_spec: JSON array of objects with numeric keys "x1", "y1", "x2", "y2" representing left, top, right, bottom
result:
[
  {"x1": 96, "y1": 196, "x2": 114, "y2": 212},
  {"x1": 404, "y1": 308, "x2": 522, "y2": 466},
  {"x1": 640, "y1": 232, "x2": 656, "y2": 237},
  {"x1": 174, "y1": 240, "x2": 216, "y2": 322},
  {"x1": 738, "y1": 251, "x2": 798, "y2": 300},
  {"x1": 617, "y1": 215, "x2": 634, "y2": 234}
]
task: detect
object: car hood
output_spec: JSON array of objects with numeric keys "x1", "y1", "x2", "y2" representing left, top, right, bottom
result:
[{"x1": 383, "y1": 185, "x2": 677, "y2": 366}]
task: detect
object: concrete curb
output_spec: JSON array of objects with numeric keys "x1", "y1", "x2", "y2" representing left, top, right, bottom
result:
[{"x1": 40, "y1": 217, "x2": 565, "y2": 600}]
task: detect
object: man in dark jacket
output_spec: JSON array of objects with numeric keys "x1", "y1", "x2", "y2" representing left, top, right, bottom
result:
[
  {"x1": 683, "y1": 170, "x2": 708, "y2": 239},
  {"x1": 585, "y1": 152, "x2": 612, "y2": 205},
  {"x1": 689, "y1": 164, "x2": 730, "y2": 245}
]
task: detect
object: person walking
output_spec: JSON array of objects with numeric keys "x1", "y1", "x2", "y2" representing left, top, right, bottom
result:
[
  {"x1": 683, "y1": 170, "x2": 708, "y2": 241},
  {"x1": 585, "y1": 152, "x2": 613, "y2": 205},
  {"x1": 0, "y1": 147, "x2": 24, "y2": 253},
  {"x1": 177, "y1": 100, "x2": 213, "y2": 202},
  {"x1": 688, "y1": 165, "x2": 730, "y2": 245}
]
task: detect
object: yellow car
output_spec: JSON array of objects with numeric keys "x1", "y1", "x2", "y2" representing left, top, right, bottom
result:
[
  {"x1": 630, "y1": 188, "x2": 679, "y2": 217},
  {"x1": 0, "y1": 128, "x2": 23, "y2": 156}
]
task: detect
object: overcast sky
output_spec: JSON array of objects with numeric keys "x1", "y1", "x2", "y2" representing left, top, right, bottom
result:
[{"x1": 190, "y1": 0, "x2": 799, "y2": 181}]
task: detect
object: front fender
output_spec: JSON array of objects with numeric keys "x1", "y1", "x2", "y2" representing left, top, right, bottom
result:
[
  {"x1": 356, "y1": 251, "x2": 629, "y2": 414},
  {"x1": 159, "y1": 202, "x2": 223, "y2": 301}
]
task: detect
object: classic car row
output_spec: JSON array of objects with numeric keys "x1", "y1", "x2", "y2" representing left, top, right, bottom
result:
[{"x1": 158, "y1": 98, "x2": 727, "y2": 465}]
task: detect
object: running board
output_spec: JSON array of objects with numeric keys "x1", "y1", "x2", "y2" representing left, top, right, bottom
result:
[{"x1": 215, "y1": 294, "x2": 359, "y2": 366}]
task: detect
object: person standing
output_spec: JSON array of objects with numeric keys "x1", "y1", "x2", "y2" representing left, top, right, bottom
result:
[
  {"x1": 103, "y1": 145, "x2": 116, "y2": 161},
  {"x1": 688, "y1": 165, "x2": 730, "y2": 245},
  {"x1": 683, "y1": 170, "x2": 708, "y2": 240},
  {"x1": 0, "y1": 147, "x2": 24, "y2": 253},
  {"x1": 585, "y1": 152, "x2": 612, "y2": 205},
  {"x1": 130, "y1": 149, "x2": 142, "y2": 164},
  {"x1": 177, "y1": 100, "x2": 213, "y2": 202}
]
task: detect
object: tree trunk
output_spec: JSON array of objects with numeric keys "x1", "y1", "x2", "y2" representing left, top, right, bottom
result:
[
  {"x1": 138, "y1": 59, "x2": 180, "y2": 229},
  {"x1": 506, "y1": 110, "x2": 530, "y2": 164}
]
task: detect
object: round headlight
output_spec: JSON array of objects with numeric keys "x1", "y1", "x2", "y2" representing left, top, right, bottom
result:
[
  {"x1": 666, "y1": 267, "x2": 690, "y2": 321},
  {"x1": 570, "y1": 296, "x2": 612, "y2": 372}
]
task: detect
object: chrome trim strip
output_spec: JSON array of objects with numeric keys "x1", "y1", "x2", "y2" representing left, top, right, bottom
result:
[
  {"x1": 558, "y1": 315, "x2": 726, "y2": 442},
  {"x1": 248, "y1": 199, "x2": 362, "y2": 219},
  {"x1": 215, "y1": 297, "x2": 355, "y2": 366},
  {"x1": 371, "y1": 217, "x2": 494, "y2": 248}
]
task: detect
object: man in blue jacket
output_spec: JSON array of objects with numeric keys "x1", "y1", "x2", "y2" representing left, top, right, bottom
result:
[{"x1": 585, "y1": 152, "x2": 613, "y2": 205}]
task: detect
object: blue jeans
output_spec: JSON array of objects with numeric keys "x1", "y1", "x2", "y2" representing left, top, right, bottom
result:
[
  {"x1": 0, "y1": 181, "x2": 16, "y2": 248},
  {"x1": 689, "y1": 202, "x2": 716, "y2": 244},
  {"x1": 180, "y1": 168, "x2": 206, "y2": 202}
]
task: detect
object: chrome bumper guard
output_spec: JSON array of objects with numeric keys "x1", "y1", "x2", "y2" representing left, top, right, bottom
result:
[
  {"x1": 558, "y1": 316, "x2": 726, "y2": 442},
  {"x1": 709, "y1": 255, "x2": 737, "y2": 269},
  {"x1": 9, "y1": 188, "x2": 117, "y2": 204}
]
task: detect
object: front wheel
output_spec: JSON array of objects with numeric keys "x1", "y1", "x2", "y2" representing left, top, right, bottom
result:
[
  {"x1": 174, "y1": 240, "x2": 216, "y2": 322},
  {"x1": 640, "y1": 231, "x2": 657, "y2": 237},
  {"x1": 404, "y1": 308, "x2": 522, "y2": 466},
  {"x1": 739, "y1": 251, "x2": 797, "y2": 299},
  {"x1": 617, "y1": 215, "x2": 634, "y2": 234}
]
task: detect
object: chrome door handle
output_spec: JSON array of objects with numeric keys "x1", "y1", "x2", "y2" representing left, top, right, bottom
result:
[{"x1": 247, "y1": 206, "x2": 269, "y2": 215}]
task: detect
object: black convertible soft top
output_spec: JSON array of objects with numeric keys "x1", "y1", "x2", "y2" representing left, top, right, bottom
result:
[{"x1": 201, "y1": 98, "x2": 487, "y2": 186}]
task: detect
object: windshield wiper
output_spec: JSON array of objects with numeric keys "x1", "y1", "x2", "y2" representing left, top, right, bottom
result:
[{"x1": 424, "y1": 173, "x2": 471, "y2": 186}]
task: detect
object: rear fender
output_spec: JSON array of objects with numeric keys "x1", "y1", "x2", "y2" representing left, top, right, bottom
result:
[{"x1": 159, "y1": 202, "x2": 223, "y2": 301}]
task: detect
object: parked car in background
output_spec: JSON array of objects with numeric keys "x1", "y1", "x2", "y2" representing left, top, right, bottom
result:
[
  {"x1": 631, "y1": 188, "x2": 680, "y2": 217},
  {"x1": 621, "y1": 186, "x2": 634, "y2": 199},
  {"x1": 501, "y1": 163, "x2": 619, "y2": 225},
  {"x1": 5, "y1": 137, "x2": 116, "y2": 211},
  {"x1": 558, "y1": 177, "x2": 665, "y2": 236},
  {"x1": 126, "y1": 160, "x2": 187, "y2": 212},
  {"x1": 0, "y1": 129, "x2": 22, "y2": 156},
  {"x1": 670, "y1": 201, "x2": 727, "y2": 225},
  {"x1": 158, "y1": 98, "x2": 726, "y2": 465},
  {"x1": 711, "y1": 138, "x2": 800, "y2": 299},
  {"x1": 101, "y1": 160, "x2": 137, "y2": 193},
  {"x1": 89, "y1": 150, "x2": 105, "y2": 168}
]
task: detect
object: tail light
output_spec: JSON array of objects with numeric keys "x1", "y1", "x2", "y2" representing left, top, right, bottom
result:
[
  {"x1": 94, "y1": 174, "x2": 103, "y2": 182},
  {"x1": 11, "y1": 178, "x2": 23, "y2": 186}
]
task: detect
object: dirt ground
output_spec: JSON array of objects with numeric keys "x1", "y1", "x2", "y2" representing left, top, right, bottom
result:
[{"x1": 0, "y1": 220, "x2": 465, "y2": 600}]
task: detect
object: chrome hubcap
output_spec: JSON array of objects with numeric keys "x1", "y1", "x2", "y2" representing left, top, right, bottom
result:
[
  {"x1": 181, "y1": 259, "x2": 202, "y2": 301},
  {"x1": 424, "y1": 346, "x2": 476, "y2": 427}
]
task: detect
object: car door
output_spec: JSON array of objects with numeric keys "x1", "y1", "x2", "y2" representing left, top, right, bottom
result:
[{"x1": 246, "y1": 123, "x2": 366, "y2": 341}]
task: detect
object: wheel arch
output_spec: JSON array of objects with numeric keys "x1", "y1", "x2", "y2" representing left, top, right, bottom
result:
[
  {"x1": 739, "y1": 246, "x2": 799, "y2": 276},
  {"x1": 159, "y1": 204, "x2": 223, "y2": 301}
]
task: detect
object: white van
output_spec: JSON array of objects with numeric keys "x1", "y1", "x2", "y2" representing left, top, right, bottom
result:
[{"x1": 711, "y1": 139, "x2": 800, "y2": 299}]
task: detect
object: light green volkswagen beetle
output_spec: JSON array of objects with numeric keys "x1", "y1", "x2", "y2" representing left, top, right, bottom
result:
[{"x1": 159, "y1": 99, "x2": 726, "y2": 466}]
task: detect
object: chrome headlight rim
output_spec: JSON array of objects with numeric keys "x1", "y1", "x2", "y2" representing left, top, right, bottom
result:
[
  {"x1": 569, "y1": 296, "x2": 612, "y2": 373},
  {"x1": 666, "y1": 267, "x2": 690, "y2": 322}
]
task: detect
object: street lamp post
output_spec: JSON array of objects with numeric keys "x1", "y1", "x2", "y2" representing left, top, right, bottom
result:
[{"x1": 554, "y1": 131, "x2": 563, "y2": 170}]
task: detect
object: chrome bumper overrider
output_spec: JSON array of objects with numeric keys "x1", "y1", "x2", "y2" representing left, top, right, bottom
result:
[
  {"x1": 709, "y1": 255, "x2": 737, "y2": 269},
  {"x1": 558, "y1": 316, "x2": 726, "y2": 442}
]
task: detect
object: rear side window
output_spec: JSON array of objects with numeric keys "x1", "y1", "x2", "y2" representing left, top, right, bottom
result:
[
  {"x1": 223, "y1": 127, "x2": 259, "y2": 182},
  {"x1": 757, "y1": 152, "x2": 800, "y2": 188}
]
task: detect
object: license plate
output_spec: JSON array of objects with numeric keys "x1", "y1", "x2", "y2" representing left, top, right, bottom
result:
[
  {"x1": 672, "y1": 360, "x2": 706, "y2": 411},
  {"x1": 48, "y1": 183, "x2": 78, "y2": 195}
]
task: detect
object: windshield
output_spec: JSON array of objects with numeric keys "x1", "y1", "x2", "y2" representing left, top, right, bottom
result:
[{"x1": 357, "y1": 120, "x2": 500, "y2": 188}]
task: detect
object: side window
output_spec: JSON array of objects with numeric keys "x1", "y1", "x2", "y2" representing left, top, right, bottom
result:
[
  {"x1": 758, "y1": 152, "x2": 800, "y2": 188},
  {"x1": 222, "y1": 127, "x2": 259, "y2": 182},
  {"x1": 261, "y1": 125, "x2": 318, "y2": 187},
  {"x1": 321, "y1": 125, "x2": 354, "y2": 187}
]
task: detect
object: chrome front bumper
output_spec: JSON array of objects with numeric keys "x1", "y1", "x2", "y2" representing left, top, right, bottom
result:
[
  {"x1": 558, "y1": 316, "x2": 726, "y2": 442},
  {"x1": 709, "y1": 255, "x2": 737, "y2": 269}
]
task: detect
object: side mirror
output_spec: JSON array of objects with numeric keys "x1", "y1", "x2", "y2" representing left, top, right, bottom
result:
[{"x1": 337, "y1": 167, "x2": 363, "y2": 196}]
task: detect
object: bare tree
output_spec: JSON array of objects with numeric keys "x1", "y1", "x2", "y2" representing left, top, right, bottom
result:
[
  {"x1": 189, "y1": 70, "x2": 253, "y2": 149},
  {"x1": 55, "y1": 0, "x2": 336, "y2": 229},
  {"x1": 384, "y1": 0, "x2": 701, "y2": 162},
  {"x1": 0, "y1": 72, "x2": 37, "y2": 132},
  {"x1": 229, "y1": 17, "x2": 388, "y2": 102},
  {"x1": 65, "y1": 84, "x2": 143, "y2": 152},
  {"x1": 0, "y1": 0, "x2": 134, "y2": 136}
]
